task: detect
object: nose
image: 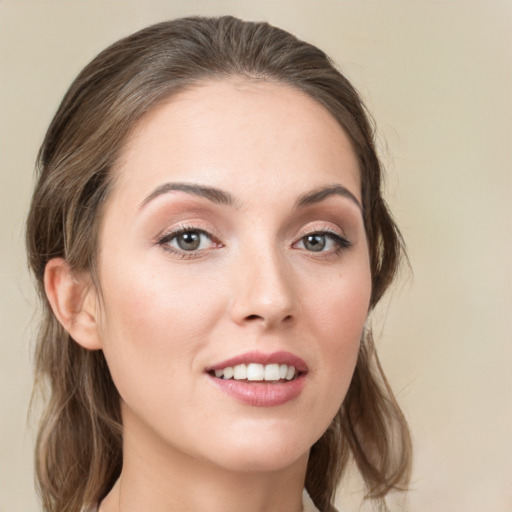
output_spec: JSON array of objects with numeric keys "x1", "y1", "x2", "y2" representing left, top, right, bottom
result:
[{"x1": 229, "y1": 246, "x2": 297, "y2": 330}]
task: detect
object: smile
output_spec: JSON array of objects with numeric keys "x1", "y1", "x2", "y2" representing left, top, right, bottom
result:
[
  {"x1": 211, "y1": 363, "x2": 297, "y2": 382},
  {"x1": 206, "y1": 351, "x2": 308, "y2": 406}
]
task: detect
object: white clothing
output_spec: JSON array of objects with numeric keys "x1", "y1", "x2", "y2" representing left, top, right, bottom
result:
[
  {"x1": 84, "y1": 488, "x2": 321, "y2": 511},
  {"x1": 302, "y1": 488, "x2": 321, "y2": 512}
]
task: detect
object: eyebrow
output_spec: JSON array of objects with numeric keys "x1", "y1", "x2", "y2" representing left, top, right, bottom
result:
[
  {"x1": 140, "y1": 182, "x2": 362, "y2": 212},
  {"x1": 295, "y1": 184, "x2": 362, "y2": 212},
  {"x1": 140, "y1": 182, "x2": 239, "y2": 209}
]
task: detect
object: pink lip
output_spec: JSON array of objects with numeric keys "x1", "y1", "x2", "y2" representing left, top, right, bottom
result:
[
  {"x1": 205, "y1": 351, "x2": 308, "y2": 407},
  {"x1": 205, "y1": 351, "x2": 308, "y2": 373},
  {"x1": 209, "y1": 377, "x2": 306, "y2": 407}
]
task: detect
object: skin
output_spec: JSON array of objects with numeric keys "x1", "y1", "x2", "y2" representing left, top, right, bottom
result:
[{"x1": 46, "y1": 79, "x2": 372, "y2": 512}]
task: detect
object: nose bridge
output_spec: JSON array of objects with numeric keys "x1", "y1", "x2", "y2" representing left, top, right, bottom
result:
[{"x1": 230, "y1": 234, "x2": 296, "y2": 328}]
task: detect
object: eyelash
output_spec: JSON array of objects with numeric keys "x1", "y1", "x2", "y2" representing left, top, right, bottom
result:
[
  {"x1": 156, "y1": 225, "x2": 222, "y2": 259},
  {"x1": 156, "y1": 225, "x2": 351, "y2": 259},
  {"x1": 294, "y1": 228, "x2": 352, "y2": 256}
]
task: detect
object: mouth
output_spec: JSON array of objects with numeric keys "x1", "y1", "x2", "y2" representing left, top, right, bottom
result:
[
  {"x1": 205, "y1": 351, "x2": 308, "y2": 406},
  {"x1": 208, "y1": 362, "x2": 300, "y2": 382}
]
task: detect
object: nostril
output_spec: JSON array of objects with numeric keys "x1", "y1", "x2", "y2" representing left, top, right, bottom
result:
[
  {"x1": 244, "y1": 313, "x2": 294, "y2": 325},
  {"x1": 246, "y1": 314, "x2": 263, "y2": 321}
]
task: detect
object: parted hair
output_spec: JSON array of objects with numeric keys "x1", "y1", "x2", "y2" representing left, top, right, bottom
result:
[{"x1": 26, "y1": 16, "x2": 411, "y2": 512}]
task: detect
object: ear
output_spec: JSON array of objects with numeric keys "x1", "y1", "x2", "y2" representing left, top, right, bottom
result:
[{"x1": 44, "y1": 258, "x2": 102, "y2": 350}]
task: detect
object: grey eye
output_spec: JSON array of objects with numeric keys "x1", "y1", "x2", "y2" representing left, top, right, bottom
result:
[
  {"x1": 175, "y1": 231, "x2": 203, "y2": 251},
  {"x1": 158, "y1": 228, "x2": 220, "y2": 256},
  {"x1": 303, "y1": 234, "x2": 326, "y2": 252},
  {"x1": 295, "y1": 231, "x2": 350, "y2": 253}
]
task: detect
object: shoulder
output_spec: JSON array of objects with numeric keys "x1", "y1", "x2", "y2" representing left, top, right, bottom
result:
[
  {"x1": 303, "y1": 489, "x2": 347, "y2": 512},
  {"x1": 302, "y1": 489, "x2": 322, "y2": 512},
  {"x1": 85, "y1": 492, "x2": 325, "y2": 512}
]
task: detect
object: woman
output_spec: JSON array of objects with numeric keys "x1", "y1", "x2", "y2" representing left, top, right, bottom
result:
[{"x1": 26, "y1": 16, "x2": 411, "y2": 512}]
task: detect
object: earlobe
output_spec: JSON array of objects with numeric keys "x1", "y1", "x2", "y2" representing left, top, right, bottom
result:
[{"x1": 44, "y1": 258, "x2": 102, "y2": 350}]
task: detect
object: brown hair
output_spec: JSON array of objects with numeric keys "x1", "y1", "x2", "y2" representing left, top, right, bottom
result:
[{"x1": 26, "y1": 16, "x2": 411, "y2": 512}]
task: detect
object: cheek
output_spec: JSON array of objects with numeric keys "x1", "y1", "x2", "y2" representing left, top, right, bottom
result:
[
  {"x1": 317, "y1": 282, "x2": 369, "y2": 369},
  {"x1": 99, "y1": 247, "x2": 224, "y2": 333},
  {"x1": 306, "y1": 250, "x2": 371, "y2": 336},
  {"x1": 302, "y1": 258, "x2": 371, "y2": 416},
  {"x1": 95, "y1": 260, "x2": 226, "y2": 396}
]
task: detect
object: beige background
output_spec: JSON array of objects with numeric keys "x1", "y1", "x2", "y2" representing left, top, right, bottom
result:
[{"x1": 1, "y1": 1, "x2": 510, "y2": 511}]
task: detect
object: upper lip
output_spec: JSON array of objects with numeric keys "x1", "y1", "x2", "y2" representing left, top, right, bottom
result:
[{"x1": 206, "y1": 351, "x2": 308, "y2": 373}]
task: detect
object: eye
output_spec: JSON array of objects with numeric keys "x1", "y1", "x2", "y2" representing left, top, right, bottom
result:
[
  {"x1": 157, "y1": 227, "x2": 220, "y2": 255},
  {"x1": 172, "y1": 230, "x2": 207, "y2": 251},
  {"x1": 295, "y1": 231, "x2": 351, "y2": 253}
]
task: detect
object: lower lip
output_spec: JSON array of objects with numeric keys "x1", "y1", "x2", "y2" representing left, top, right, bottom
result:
[{"x1": 208, "y1": 374, "x2": 306, "y2": 407}]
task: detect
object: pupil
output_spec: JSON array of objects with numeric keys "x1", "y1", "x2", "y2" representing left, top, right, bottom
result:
[
  {"x1": 178, "y1": 232, "x2": 201, "y2": 250},
  {"x1": 305, "y1": 234, "x2": 325, "y2": 251}
]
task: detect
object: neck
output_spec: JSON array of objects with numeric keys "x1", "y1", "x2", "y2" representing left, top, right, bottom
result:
[{"x1": 99, "y1": 408, "x2": 309, "y2": 512}]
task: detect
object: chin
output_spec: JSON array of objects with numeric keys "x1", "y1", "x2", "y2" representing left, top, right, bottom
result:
[
  {"x1": 200, "y1": 423, "x2": 316, "y2": 474},
  {"x1": 211, "y1": 447, "x2": 309, "y2": 474}
]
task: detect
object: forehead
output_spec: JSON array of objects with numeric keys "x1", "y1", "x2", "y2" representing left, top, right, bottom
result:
[{"x1": 110, "y1": 79, "x2": 361, "y2": 205}]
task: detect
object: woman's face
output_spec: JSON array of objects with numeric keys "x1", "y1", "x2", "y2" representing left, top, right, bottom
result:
[{"x1": 94, "y1": 80, "x2": 371, "y2": 472}]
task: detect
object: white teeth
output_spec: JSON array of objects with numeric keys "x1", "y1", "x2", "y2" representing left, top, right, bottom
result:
[
  {"x1": 247, "y1": 363, "x2": 264, "y2": 381},
  {"x1": 214, "y1": 363, "x2": 297, "y2": 382},
  {"x1": 233, "y1": 364, "x2": 247, "y2": 380},
  {"x1": 265, "y1": 364, "x2": 280, "y2": 381}
]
